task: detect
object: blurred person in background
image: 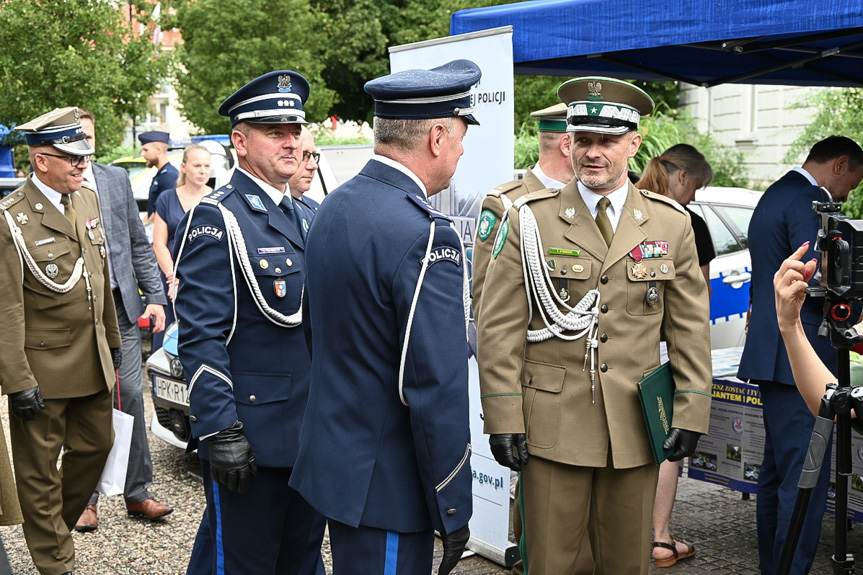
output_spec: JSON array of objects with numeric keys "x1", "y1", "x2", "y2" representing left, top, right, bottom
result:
[
  {"x1": 151, "y1": 143, "x2": 212, "y2": 350},
  {"x1": 636, "y1": 143, "x2": 714, "y2": 568},
  {"x1": 139, "y1": 130, "x2": 178, "y2": 224}
]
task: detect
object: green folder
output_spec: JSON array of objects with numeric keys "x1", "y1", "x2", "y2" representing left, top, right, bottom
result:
[{"x1": 637, "y1": 362, "x2": 675, "y2": 464}]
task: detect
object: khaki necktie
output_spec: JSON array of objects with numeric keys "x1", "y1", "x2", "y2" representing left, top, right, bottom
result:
[
  {"x1": 60, "y1": 194, "x2": 77, "y2": 238},
  {"x1": 595, "y1": 196, "x2": 614, "y2": 246}
]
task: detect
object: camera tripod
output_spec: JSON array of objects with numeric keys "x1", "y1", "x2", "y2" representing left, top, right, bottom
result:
[{"x1": 777, "y1": 298, "x2": 861, "y2": 575}]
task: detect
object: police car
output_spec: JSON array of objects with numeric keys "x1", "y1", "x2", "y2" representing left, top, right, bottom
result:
[{"x1": 690, "y1": 186, "x2": 760, "y2": 349}]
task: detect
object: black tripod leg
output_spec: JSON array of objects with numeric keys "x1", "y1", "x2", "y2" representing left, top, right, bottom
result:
[{"x1": 777, "y1": 410, "x2": 835, "y2": 575}]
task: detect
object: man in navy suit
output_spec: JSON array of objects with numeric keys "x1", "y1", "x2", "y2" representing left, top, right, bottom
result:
[
  {"x1": 289, "y1": 60, "x2": 480, "y2": 575},
  {"x1": 738, "y1": 136, "x2": 863, "y2": 575},
  {"x1": 174, "y1": 70, "x2": 324, "y2": 575}
]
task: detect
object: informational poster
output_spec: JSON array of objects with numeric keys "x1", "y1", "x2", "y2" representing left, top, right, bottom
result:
[
  {"x1": 687, "y1": 377, "x2": 764, "y2": 494},
  {"x1": 389, "y1": 27, "x2": 515, "y2": 566},
  {"x1": 689, "y1": 347, "x2": 863, "y2": 522}
]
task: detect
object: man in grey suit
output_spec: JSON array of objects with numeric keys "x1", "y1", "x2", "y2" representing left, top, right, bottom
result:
[{"x1": 74, "y1": 110, "x2": 172, "y2": 532}]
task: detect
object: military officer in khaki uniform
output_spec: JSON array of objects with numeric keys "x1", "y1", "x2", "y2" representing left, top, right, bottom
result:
[
  {"x1": 0, "y1": 107, "x2": 121, "y2": 575},
  {"x1": 472, "y1": 103, "x2": 573, "y2": 320},
  {"x1": 476, "y1": 78, "x2": 711, "y2": 574}
]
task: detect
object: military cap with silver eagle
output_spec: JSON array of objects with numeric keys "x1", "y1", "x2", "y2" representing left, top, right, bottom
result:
[
  {"x1": 16, "y1": 106, "x2": 94, "y2": 156},
  {"x1": 218, "y1": 70, "x2": 310, "y2": 128},
  {"x1": 364, "y1": 59, "x2": 482, "y2": 125},
  {"x1": 530, "y1": 102, "x2": 568, "y2": 133},
  {"x1": 558, "y1": 76, "x2": 654, "y2": 136}
]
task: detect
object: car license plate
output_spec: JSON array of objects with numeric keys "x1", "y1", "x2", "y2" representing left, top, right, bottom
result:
[{"x1": 154, "y1": 376, "x2": 189, "y2": 407}]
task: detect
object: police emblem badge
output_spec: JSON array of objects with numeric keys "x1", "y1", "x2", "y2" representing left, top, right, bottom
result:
[{"x1": 274, "y1": 279, "x2": 287, "y2": 298}]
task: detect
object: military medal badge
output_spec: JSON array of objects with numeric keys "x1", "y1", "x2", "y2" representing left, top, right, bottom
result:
[
  {"x1": 274, "y1": 279, "x2": 287, "y2": 298},
  {"x1": 45, "y1": 262, "x2": 59, "y2": 279},
  {"x1": 632, "y1": 262, "x2": 648, "y2": 279},
  {"x1": 16, "y1": 213, "x2": 28, "y2": 225}
]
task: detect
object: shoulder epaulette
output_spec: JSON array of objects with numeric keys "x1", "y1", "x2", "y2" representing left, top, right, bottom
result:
[
  {"x1": 487, "y1": 179, "x2": 522, "y2": 198},
  {"x1": 0, "y1": 191, "x2": 24, "y2": 212},
  {"x1": 201, "y1": 184, "x2": 234, "y2": 206},
  {"x1": 639, "y1": 189, "x2": 686, "y2": 213},
  {"x1": 407, "y1": 193, "x2": 452, "y2": 222},
  {"x1": 512, "y1": 187, "x2": 560, "y2": 211}
]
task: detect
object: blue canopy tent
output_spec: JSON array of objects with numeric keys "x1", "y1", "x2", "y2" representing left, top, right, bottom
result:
[{"x1": 450, "y1": 0, "x2": 863, "y2": 87}]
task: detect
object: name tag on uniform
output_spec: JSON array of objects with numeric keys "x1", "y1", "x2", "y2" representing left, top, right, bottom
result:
[
  {"x1": 35, "y1": 237, "x2": 55, "y2": 246},
  {"x1": 257, "y1": 247, "x2": 286, "y2": 254}
]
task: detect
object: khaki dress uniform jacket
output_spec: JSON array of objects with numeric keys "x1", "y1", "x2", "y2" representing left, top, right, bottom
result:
[
  {"x1": 0, "y1": 177, "x2": 120, "y2": 574},
  {"x1": 477, "y1": 180, "x2": 711, "y2": 469},
  {"x1": 0, "y1": 178, "x2": 121, "y2": 398},
  {"x1": 472, "y1": 167, "x2": 547, "y2": 320}
]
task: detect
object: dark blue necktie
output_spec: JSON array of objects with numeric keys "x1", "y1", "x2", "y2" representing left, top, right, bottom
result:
[{"x1": 280, "y1": 195, "x2": 306, "y2": 240}]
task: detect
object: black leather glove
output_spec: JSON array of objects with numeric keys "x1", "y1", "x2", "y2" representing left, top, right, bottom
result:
[
  {"x1": 663, "y1": 428, "x2": 701, "y2": 462},
  {"x1": 207, "y1": 421, "x2": 257, "y2": 494},
  {"x1": 438, "y1": 523, "x2": 470, "y2": 575},
  {"x1": 9, "y1": 387, "x2": 46, "y2": 421},
  {"x1": 111, "y1": 347, "x2": 122, "y2": 370},
  {"x1": 489, "y1": 433, "x2": 529, "y2": 471}
]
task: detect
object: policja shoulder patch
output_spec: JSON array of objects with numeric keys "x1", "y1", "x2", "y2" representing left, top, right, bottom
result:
[{"x1": 427, "y1": 245, "x2": 462, "y2": 268}]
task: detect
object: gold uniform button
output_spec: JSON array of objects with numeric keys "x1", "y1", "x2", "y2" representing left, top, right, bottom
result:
[
  {"x1": 286, "y1": 258, "x2": 293, "y2": 267},
  {"x1": 249, "y1": 395, "x2": 257, "y2": 403},
  {"x1": 190, "y1": 415, "x2": 197, "y2": 422}
]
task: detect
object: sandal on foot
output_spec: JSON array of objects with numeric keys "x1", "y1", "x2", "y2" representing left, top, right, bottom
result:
[{"x1": 652, "y1": 537, "x2": 696, "y2": 568}]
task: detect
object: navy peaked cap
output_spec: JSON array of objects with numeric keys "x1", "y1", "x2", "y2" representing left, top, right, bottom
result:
[
  {"x1": 138, "y1": 131, "x2": 170, "y2": 145},
  {"x1": 364, "y1": 59, "x2": 482, "y2": 125},
  {"x1": 16, "y1": 107, "x2": 94, "y2": 155},
  {"x1": 218, "y1": 71, "x2": 310, "y2": 127}
]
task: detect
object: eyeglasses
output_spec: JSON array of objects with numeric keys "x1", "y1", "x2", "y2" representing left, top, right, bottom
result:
[
  {"x1": 39, "y1": 152, "x2": 91, "y2": 167},
  {"x1": 301, "y1": 151, "x2": 321, "y2": 164}
]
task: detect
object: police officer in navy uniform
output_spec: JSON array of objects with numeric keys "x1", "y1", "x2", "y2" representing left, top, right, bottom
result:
[
  {"x1": 289, "y1": 60, "x2": 480, "y2": 575},
  {"x1": 139, "y1": 130, "x2": 178, "y2": 223},
  {"x1": 173, "y1": 71, "x2": 325, "y2": 575}
]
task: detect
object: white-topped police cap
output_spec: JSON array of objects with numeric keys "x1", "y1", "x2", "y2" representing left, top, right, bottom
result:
[
  {"x1": 138, "y1": 131, "x2": 170, "y2": 145},
  {"x1": 558, "y1": 77, "x2": 655, "y2": 136},
  {"x1": 218, "y1": 70, "x2": 310, "y2": 127},
  {"x1": 530, "y1": 102, "x2": 568, "y2": 133},
  {"x1": 16, "y1": 106, "x2": 94, "y2": 155},
  {"x1": 363, "y1": 59, "x2": 482, "y2": 125}
]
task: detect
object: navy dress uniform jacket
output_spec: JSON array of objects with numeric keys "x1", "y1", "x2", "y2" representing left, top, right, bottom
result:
[
  {"x1": 289, "y1": 159, "x2": 473, "y2": 535},
  {"x1": 738, "y1": 170, "x2": 839, "y2": 384},
  {"x1": 173, "y1": 170, "x2": 310, "y2": 467}
]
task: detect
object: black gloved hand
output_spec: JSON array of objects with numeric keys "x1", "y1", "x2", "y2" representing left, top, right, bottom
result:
[
  {"x1": 489, "y1": 433, "x2": 529, "y2": 471},
  {"x1": 663, "y1": 428, "x2": 701, "y2": 462},
  {"x1": 207, "y1": 421, "x2": 257, "y2": 494},
  {"x1": 111, "y1": 347, "x2": 122, "y2": 370},
  {"x1": 438, "y1": 523, "x2": 470, "y2": 575},
  {"x1": 9, "y1": 387, "x2": 46, "y2": 421}
]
